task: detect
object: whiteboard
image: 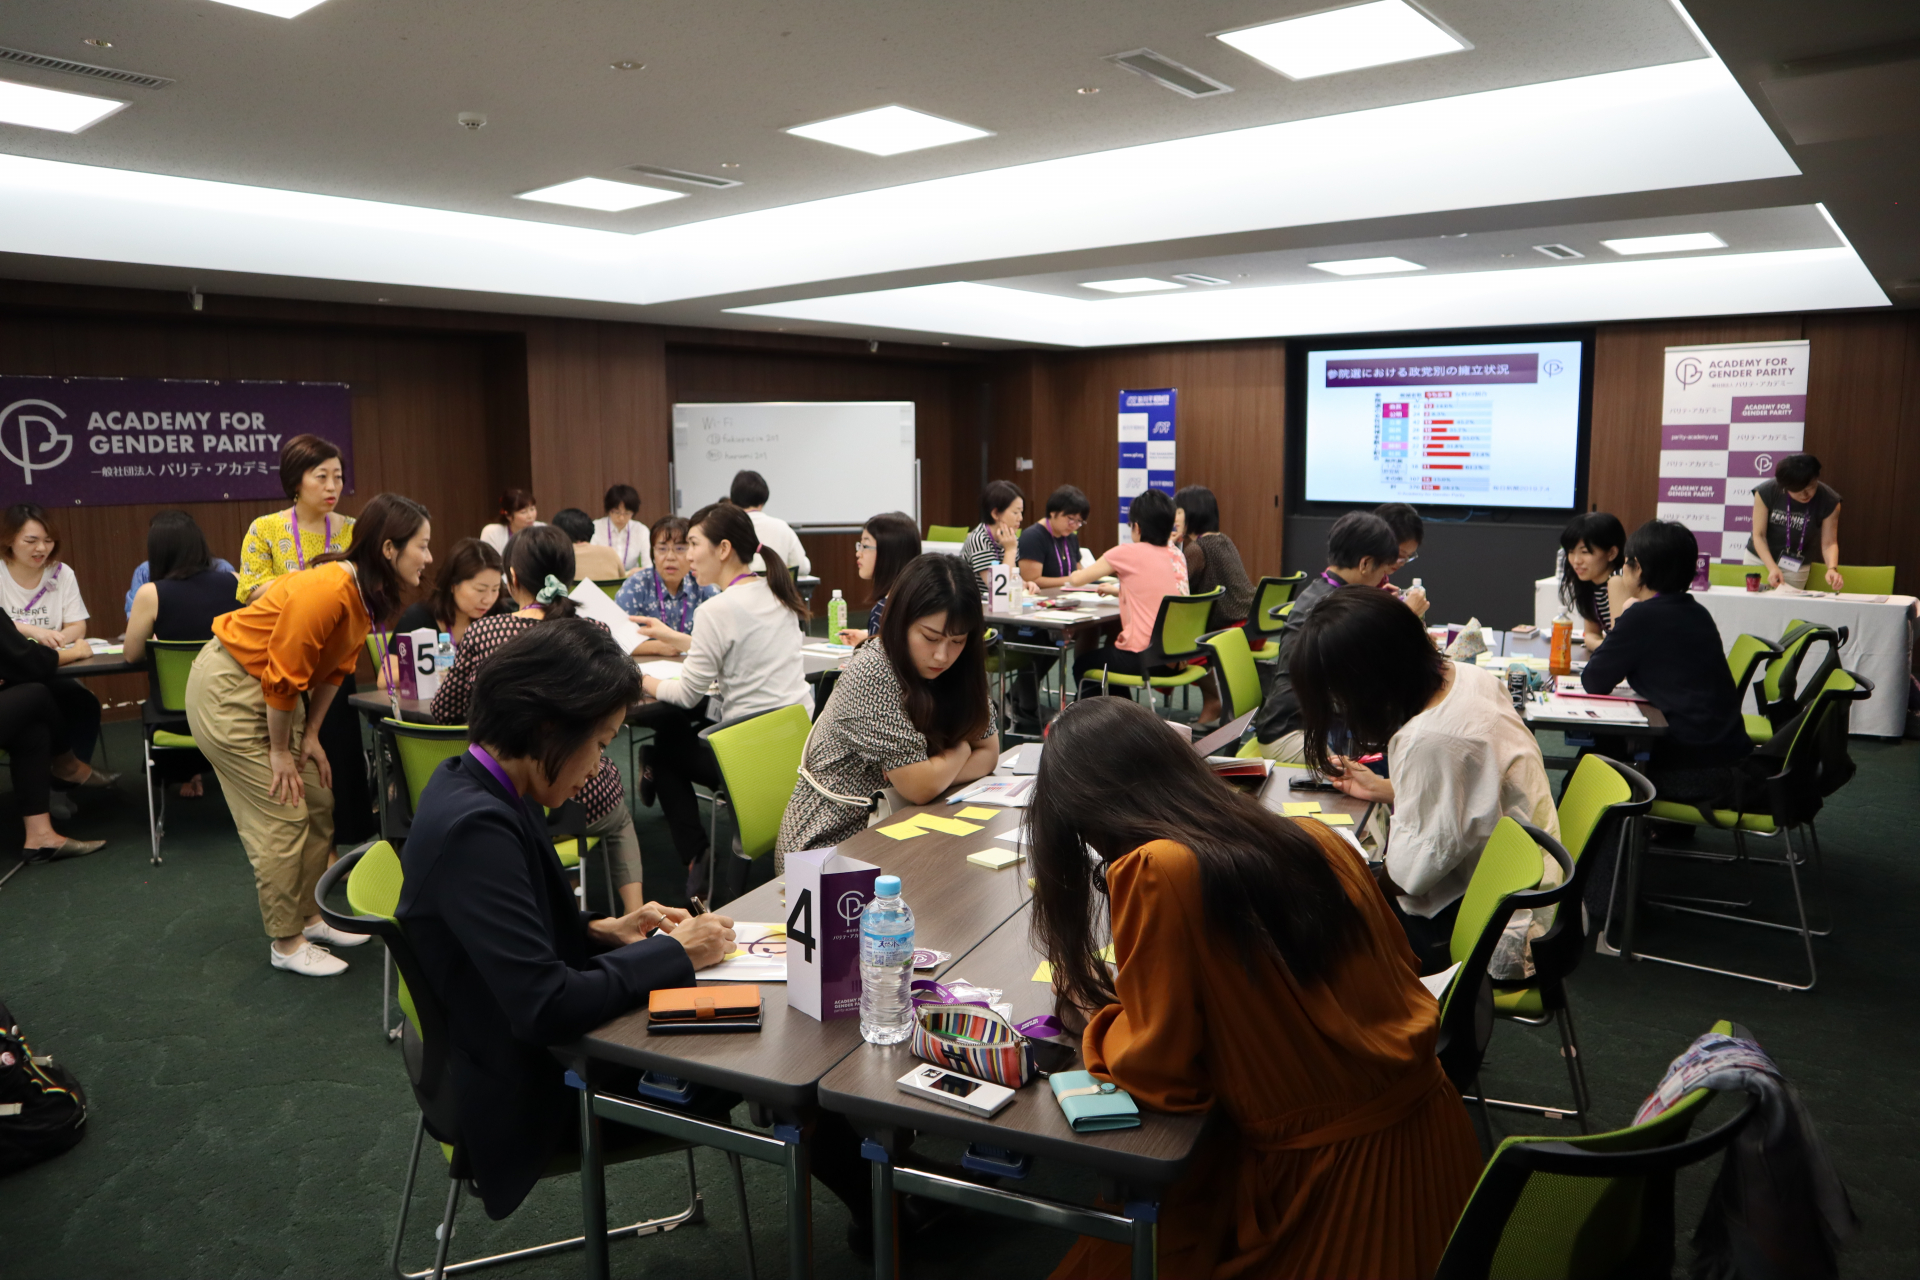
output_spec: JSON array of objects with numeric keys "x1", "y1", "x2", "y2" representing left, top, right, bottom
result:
[{"x1": 671, "y1": 401, "x2": 917, "y2": 528}]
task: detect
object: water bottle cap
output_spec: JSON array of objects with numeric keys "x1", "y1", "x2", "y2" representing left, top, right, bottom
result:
[
  {"x1": 438, "y1": 631, "x2": 452, "y2": 642},
  {"x1": 874, "y1": 875, "x2": 901, "y2": 897}
]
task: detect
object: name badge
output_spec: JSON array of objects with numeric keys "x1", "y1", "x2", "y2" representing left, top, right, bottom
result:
[{"x1": 1777, "y1": 555, "x2": 1805, "y2": 573}]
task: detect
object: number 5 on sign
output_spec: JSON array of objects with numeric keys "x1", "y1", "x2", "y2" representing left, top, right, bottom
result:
[{"x1": 784, "y1": 846, "x2": 879, "y2": 1022}]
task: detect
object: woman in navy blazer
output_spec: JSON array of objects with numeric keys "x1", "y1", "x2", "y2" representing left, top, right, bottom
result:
[{"x1": 397, "y1": 619, "x2": 735, "y2": 1219}]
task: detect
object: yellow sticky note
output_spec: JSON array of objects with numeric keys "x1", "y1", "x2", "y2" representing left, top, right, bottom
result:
[
  {"x1": 1031, "y1": 960, "x2": 1053, "y2": 983},
  {"x1": 967, "y1": 848, "x2": 1022, "y2": 870},
  {"x1": 1097, "y1": 943, "x2": 1116, "y2": 962},
  {"x1": 1282, "y1": 802, "x2": 1322, "y2": 816},
  {"x1": 878, "y1": 822, "x2": 928, "y2": 841},
  {"x1": 1310, "y1": 813, "x2": 1355, "y2": 826},
  {"x1": 914, "y1": 816, "x2": 983, "y2": 836},
  {"x1": 955, "y1": 806, "x2": 999, "y2": 821}
]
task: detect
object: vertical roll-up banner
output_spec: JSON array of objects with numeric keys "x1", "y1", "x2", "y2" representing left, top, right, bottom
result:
[
  {"x1": 1117, "y1": 388, "x2": 1176, "y2": 543},
  {"x1": 1656, "y1": 341, "x2": 1809, "y2": 563}
]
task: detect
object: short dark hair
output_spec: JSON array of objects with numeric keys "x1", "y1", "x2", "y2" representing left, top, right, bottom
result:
[
  {"x1": 1044, "y1": 485, "x2": 1091, "y2": 518},
  {"x1": 0, "y1": 504, "x2": 56, "y2": 563},
  {"x1": 979, "y1": 479, "x2": 1025, "y2": 524},
  {"x1": 1775, "y1": 453, "x2": 1821, "y2": 491},
  {"x1": 468, "y1": 618, "x2": 640, "y2": 786},
  {"x1": 1174, "y1": 485, "x2": 1220, "y2": 536},
  {"x1": 1289, "y1": 588, "x2": 1450, "y2": 778},
  {"x1": 875, "y1": 554, "x2": 991, "y2": 752},
  {"x1": 648, "y1": 515, "x2": 691, "y2": 551},
  {"x1": 1374, "y1": 502, "x2": 1424, "y2": 547},
  {"x1": 730, "y1": 469, "x2": 770, "y2": 508},
  {"x1": 427, "y1": 537, "x2": 502, "y2": 630},
  {"x1": 1128, "y1": 488, "x2": 1176, "y2": 546},
  {"x1": 1325, "y1": 511, "x2": 1398, "y2": 569},
  {"x1": 504, "y1": 524, "x2": 580, "y2": 620},
  {"x1": 603, "y1": 483, "x2": 640, "y2": 515},
  {"x1": 863, "y1": 511, "x2": 922, "y2": 602},
  {"x1": 315, "y1": 493, "x2": 429, "y2": 626},
  {"x1": 278, "y1": 434, "x2": 342, "y2": 501},
  {"x1": 1624, "y1": 519, "x2": 1699, "y2": 594},
  {"x1": 497, "y1": 488, "x2": 536, "y2": 521},
  {"x1": 1558, "y1": 512, "x2": 1627, "y2": 620},
  {"x1": 550, "y1": 507, "x2": 595, "y2": 543},
  {"x1": 147, "y1": 511, "x2": 213, "y2": 581}
]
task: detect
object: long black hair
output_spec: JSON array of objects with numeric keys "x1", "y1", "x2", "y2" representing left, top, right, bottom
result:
[
  {"x1": 146, "y1": 511, "x2": 213, "y2": 581},
  {"x1": 876, "y1": 554, "x2": 990, "y2": 752},
  {"x1": 1290, "y1": 587, "x2": 1449, "y2": 779},
  {"x1": 469, "y1": 618, "x2": 640, "y2": 786},
  {"x1": 1027, "y1": 697, "x2": 1362, "y2": 1013},
  {"x1": 503, "y1": 524, "x2": 580, "y2": 620},
  {"x1": 864, "y1": 511, "x2": 921, "y2": 604},
  {"x1": 314, "y1": 493, "x2": 429, "y2": 626},
  {"x1": 1558, "y1": 512, "x2": 1626, "y2": 623},
  {"x1": 690, "y1": 502, "x2": 809, "y2": 621}
]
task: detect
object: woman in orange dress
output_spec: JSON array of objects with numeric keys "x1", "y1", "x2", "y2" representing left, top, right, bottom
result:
[{"x1": 1029, "y1": 697, "x2": 1483, "y2": 1279}]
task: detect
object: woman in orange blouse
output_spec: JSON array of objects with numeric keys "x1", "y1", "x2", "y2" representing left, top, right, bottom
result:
[
  {"x1": 1029, "y1": 697, "x2": 1482, "y2": 1279},
  {"x1": 186, "y1": 494, "x2": 432, "y2": 978}
]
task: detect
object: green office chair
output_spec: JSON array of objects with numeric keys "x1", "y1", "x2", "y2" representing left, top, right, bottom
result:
[
  {"x1": 1246, "y1": 573, "x2": 1306, "y2": 661},
  {"x1": 1472, "y1": 756, "x2": 1653, "y2": 1131},
  {"x1": 699, "y1": 703, "x2": 810, "y2": 907},
  {"x1": 1808, "y1": 563, "x2": 1894, "y2": 594},
  {"x1": 141, "y1": 638, "x2": 211, "y2": 866},
  {"x1": 1704, "y1": 562, "x2": 1751, "y2": 588},
  {"x1": 1435, "y1": 1020, "x2": 1757, "y2": 1280},
  {"x1": 1091, "y1": 587, "x2": 1222, "y2": 715},
  {"x1": 1748, "y1": 620, "x2": 1843, "y2": 743},
  {"x1": 1196, "y1": 626, "x2": 1264, "y2": 725},
  {"x1": 1725, "y1": 633, "x2": 1780, "y2": 738},
  {"x1": 926, "y1": 524, "x2": 970, "y2": 544},
  {"x1": 314, "y1": 845, "x2": 754, "y2": 1280},
  {"x1": 1624, "y1": 668, "x2": 1872, "y2": 991},
  {"x1": 1433, "y1": 819, "x2": 1574, "y2": 1149}
]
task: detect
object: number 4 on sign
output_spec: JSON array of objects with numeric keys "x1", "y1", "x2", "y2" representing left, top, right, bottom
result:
[{"x1": 785, "y1": 889, "x2": 816, "y2": 963}]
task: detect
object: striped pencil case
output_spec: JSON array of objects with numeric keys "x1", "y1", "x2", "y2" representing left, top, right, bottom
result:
[{"x1": 910, "y1": 1003, "x2": 1032, "y2": 1089}]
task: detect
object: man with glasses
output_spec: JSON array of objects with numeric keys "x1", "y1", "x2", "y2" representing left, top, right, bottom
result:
[{"x1": 1375, "y1": 502, "x2": 1430, "y2": 618}]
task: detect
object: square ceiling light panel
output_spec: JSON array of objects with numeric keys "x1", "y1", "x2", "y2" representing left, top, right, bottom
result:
[
  {"x1": 516, "y1": 177, "x2": 685, "y2": 212},
  {"x1": 1081, "y1": 277, "x2": 1185, "y2": 293},
  {"x1": 1217, "y1": 1, "x2": 1468, "y2": 81},
  {"x1": 0, "y1": 77, "x2": 127, "y2": 133},
  {"x1": 786, "y1": 105, "x2": 992, "y2": 156},
  {"x1": 1600, "y1": 232, "x2": 1727, "y2": 255},
  {"x1": 206, "y1": 0, "x2": 335, "y2": 15},
  {"x1": 1307, "y1": 255, "x2": 1426, "y2": 276}
]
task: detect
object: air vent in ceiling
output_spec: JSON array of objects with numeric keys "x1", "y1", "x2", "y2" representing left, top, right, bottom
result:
[
  {"x1": 1105, "y1": 49, "x2": 1233, "y2": 99},
  {"x1": 626, "y1": 163, "x2": 742, "y2": 190},
  {"x1": 1172, "y1": 272, "x2": 1231, "y2": 286},
  {"x1": 1532, "y1": 243, "x2": 1584, "y2": 260},
  {"x1": 0, "y1": 45, "x2": 173, "y2": 90}
]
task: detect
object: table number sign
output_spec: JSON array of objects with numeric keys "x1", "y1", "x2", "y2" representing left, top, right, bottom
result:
[
  {"x1": 391, "y1": 629, "x2": 440, "y2": 701},
  {"x1": 784, "y1": 846, "x2": 880, "y2": 1022}
]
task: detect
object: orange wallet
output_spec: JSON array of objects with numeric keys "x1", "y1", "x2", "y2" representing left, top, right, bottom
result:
[{"x1": 646, "y1": 986, "x2": 762, "y2": 1032}]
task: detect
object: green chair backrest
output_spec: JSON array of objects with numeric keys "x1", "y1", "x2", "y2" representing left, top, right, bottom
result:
[
  {"x1": 1198, "y1": 627, "x2": 1263, "y2": 722},
  {"x1": 1811, "y1": 563, "x2": 1894, "y2": 594},
  {"x1": 1760, "y1": 621, "x2": 1820, "y2": 705},
  {"x1": 1705, "y1": 562, "x2": 1751, "y2": 588},
  {"x1": 1448, "y1": 818, "x2": 1547, "y2": 968},
  {"x1": 1555, "y1": 754, "x2": 1632, "y2": 864},
  {"x1": 366, "y1": 632, "x2": 389, "y2": 669},
  {"x1": 1151, "y1": 587, "x2": 1223, "y2": 662},
  {"x1": 705, "y1": 703, "x2": 812, "y2": 861},
  {"x1": 385, "y1": 720, "x2": 469, "y2": 813},
  {"x1": 147, "y1": 639, "x2": 207, "y2": 714},
  {"x1": 346, "y1": 841, "x2": 420, "y2": 1034},
  {"x1": 1778, "y1": 667, "x2": 1860, "y2": 760},
  {"x1": 927, "y1": 524, "x2": 970, "y2": 544},
  {"x1": 1249, "y1": 573, "x2": 1306, "y2": 639},
  {"x1": 1725, "y1": 633, "x2": 1775, "y2": 701},
  {"x1": 594, "y1": 578, "x2": 627, "y2": 594}
]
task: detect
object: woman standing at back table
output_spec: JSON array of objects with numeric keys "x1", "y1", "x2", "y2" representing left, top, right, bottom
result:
[
  {"x1": 188, "y1": 493, "x2": 432, "y2": 978},
  {"x1": 1746, "y1": 452, "x2": 1844, "y2": 591}
]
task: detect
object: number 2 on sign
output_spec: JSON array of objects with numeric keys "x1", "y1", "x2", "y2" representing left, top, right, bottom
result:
[{"x1": 785, "y1": 888, "x2": 817, "y2": 963}]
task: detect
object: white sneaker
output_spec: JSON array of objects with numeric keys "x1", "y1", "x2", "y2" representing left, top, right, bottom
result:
[
  {"x1": 270, "y1": 939, "x2": 349, "y2": 976},
  {"x1": 304, "y1": 920, "x2": 370, "y2": 948}
]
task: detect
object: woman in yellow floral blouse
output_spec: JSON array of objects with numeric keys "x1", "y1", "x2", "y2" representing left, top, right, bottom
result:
[
  {"x1": 236, "y1": 435, "x2": 356, "y2": 604},
  {"x1": 233, "y1": 433, "x2": 375, "y2": 842}
]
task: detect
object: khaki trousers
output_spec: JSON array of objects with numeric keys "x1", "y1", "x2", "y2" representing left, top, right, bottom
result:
[{"x1": 185, "y1": 639, "x2": 336, "y2": 939}]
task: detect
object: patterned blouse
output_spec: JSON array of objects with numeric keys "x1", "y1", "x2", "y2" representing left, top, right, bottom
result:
[
  {"x1": 1186, "y1": 532, "x2": 1255, "y2": 628},
  {"x1": 236, "y1": 508, "x2": 356, "y2": 603},
  {"x1": 962, "y1": 522, "x2": 1007, "y2": 598},
  {"x1": 774, "y1": 641, "x2": 996, "y2": 868},
  {"x1": 429, "y1": 612, "x2": 626, "y2": 824},
  {"x1": 613, "y1": 567, "x2": 717, "y2": 631}
]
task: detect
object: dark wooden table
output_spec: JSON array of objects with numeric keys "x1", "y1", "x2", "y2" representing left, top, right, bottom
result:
[
  {"x1": 62, "y1": 650, "x2": 143, "y2": 679},
  {"x1": 983, "y1": 587, "x2": 1123, "y2": 738}
]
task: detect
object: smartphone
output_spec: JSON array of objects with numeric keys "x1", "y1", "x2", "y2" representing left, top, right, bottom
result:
[{"x1": 896, "y1": 1063, "x2": 1015, "y2": 1117}]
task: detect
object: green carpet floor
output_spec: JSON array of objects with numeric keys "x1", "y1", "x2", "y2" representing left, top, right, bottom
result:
[{"x1": 2, "y1": 719, "x2": 1915, "y2": 1278}]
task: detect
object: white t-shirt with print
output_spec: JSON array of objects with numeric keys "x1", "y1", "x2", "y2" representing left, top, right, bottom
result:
[{"x1": 1, "y1": 563, "x2": 90, "y2": 632}]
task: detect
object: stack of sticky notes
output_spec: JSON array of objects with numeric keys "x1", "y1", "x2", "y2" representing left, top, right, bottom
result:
[
  {"x1": 1281, "y1": 799, "x2": 1354, "y2": 827},
  {"x1": 967, "y1": 848, "x2": 1022, "y2": 870},
  {"x1": 877, "y1": 811, "x2": 987, "y2": 841}
]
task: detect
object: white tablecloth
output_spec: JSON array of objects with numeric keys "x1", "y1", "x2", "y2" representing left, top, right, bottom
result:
[{"x1": 1533, "y1": 577, "x2": 1915, "y2": 737}]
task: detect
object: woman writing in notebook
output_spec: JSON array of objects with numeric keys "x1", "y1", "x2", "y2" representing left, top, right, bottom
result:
[{"x1": 1029, "y1": 696, "x2": 1481, "y2": 1279}]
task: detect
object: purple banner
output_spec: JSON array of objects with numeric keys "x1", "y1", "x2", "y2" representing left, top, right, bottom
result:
[
  {"x1": 1660, "y1": 478, "x2": 1725, "y2": 504},
  {"x1": 1728, "y1": 450, "x2": 1787, "y2": 479},
  {"x1": 0, "y1": 375, "x2": 353, "y2": 507},
  {"x1": 1660, "y1": 424, "x2": 1728, "y2": 450},
  {"x1": 1326, "y1": 353, "x2": 1538, "y2": 387},
  {"x1": 1723, "y1": 505, "x2": 1753, "y2": 533},
  {"x1": 1731, "y1": 394, "x2": 1806, "y2": 422}
]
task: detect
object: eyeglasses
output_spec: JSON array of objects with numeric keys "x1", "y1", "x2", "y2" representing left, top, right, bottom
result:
[
  {"x1": 856, "y1": 540, "x2": 878, "y2": 554},
  {"x1": 655, "y1": 542, "x2": 691, "y2": 557},
  {"x1": 1395, "y1": 551, "x2": 1419, "y2": 568}
]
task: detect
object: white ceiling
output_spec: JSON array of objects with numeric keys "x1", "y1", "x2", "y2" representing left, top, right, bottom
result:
[{"x1": 0, "y1": 0, "x2": 1896, "y2": 344}]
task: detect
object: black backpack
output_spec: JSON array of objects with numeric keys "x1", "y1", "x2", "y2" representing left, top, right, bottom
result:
[{"x1": 0, "y1": 1000, "x2": 88, "y2": 1176}]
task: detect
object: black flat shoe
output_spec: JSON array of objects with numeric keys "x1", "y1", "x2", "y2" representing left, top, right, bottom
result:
[{"x1": 21, "y1": 838, "x2": 106, "y2": 864}]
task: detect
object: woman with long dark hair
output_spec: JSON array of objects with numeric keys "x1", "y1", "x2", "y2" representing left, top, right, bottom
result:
[
  {"x1": 835, "y1": 511, "x2": 920, "y2": 645},
  {"x1": 1031, "y1": 697, "x2": 1481, "y2": 1279},
  {"x1": 778, "y1": 554, "x2": 998, "y2": 866},
  {"x1": 1292, "y1": 588, "x2": 1560, "y2": 975},
  {"x1": 1558, "y1": 511, "x2": 1629, "y2": 649},
  {"x1": 187, "y1": 493, "x2": 432, "y2": 977},
  {"x1": 124, "y1": 511, "x2": 241, "y2": 800},
  {"x1": 638, "y1": 502, "x2": 809, "y2": 899}
]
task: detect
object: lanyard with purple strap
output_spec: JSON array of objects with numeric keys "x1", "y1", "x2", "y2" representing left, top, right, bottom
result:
[
  {"x1": 467, "y1": 744, "x2": 527, "y2": 812},
  {"x1": 288, "y1": 508, "x2": 334, "y2": 571},
  {"x1": 21, "y1": 563, "x2": 61, "y2": 615}
]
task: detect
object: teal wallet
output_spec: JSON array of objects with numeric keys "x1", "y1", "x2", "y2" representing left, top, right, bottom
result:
[{"x1": 1049, "y1": 1070, "x2": 1141, "y2": 1132}]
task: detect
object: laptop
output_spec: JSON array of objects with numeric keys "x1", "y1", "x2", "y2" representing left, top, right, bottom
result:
[{"x1": 1192, "y1": 708, "x2": 1256, "y2": 758}]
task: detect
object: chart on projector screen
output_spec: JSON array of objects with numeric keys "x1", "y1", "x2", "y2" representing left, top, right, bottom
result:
[{"x1": 1303, "y1": 340, "x2": 1584, "y2": 509}]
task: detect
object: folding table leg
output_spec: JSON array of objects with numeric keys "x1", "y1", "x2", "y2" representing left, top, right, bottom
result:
[
  {"x1": 578, "y1": 1079, "x2": 609, "y2": 1280},
  {"x1": 775, "y1": 1122, "x2": 814, "y2": 1280}
]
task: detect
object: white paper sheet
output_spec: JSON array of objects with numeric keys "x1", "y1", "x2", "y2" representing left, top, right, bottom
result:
[
  {"x1": 638, "y1": 659, "x2": 688, "y2": 681},
  {"x1": 567, "y1": 578, "x2": 644, "y2": 656},
  {"x1": 694, "y1": 922, "x2": 788, "y2": 983},
  {"x1": 1419, "y1": 962, "x2": 1462, "y2": 1000}
]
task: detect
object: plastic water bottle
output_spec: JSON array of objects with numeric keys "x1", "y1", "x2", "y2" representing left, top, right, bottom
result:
[
  {"x1": 435, "y1": 631, "x2": 455, "y2": 673},
  {"x1": 827, "y1": 589, "x2": 847, "y2": 639},
  {"x1": 859, "y1": 875, "x2": 915, "y2": 1045}
]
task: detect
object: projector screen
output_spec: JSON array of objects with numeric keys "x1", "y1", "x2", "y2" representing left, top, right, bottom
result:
[{"x1": 1302, "y1": 339, "x2": 1586, "y2": 509}]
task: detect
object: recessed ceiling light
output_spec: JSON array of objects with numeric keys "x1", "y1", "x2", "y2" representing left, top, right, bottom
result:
[
  {"x1": 0, "y1": 77, "x2": 126, "y2": 133},
  {"x1": 84, "y1": 38, "x2": 113, "y2": 49},
  {"x1": 1306, "y1": 255, "x2": 1426, "y2": 276},
  {"x1": 205, "y1": 0, "x2": 335, "y2": 17},
  {"x1": 1216, "y1": 1, "x2": 1467, "y2": 81},
  {"x1": 610, "y1": 60, "x2": 644, "y2": 71},
  {"x1": 1600, "y1": 232, "x2": 1727, "y2": 255},
  {"x1": 516, "y1": 177, "x2": 684, "y2": 212},
  {"x1": 1172, "y1": 272, "x2": 1231, "y2": 286},
  {"x1": 719, "y1": 162, "x2": 741, "y2": 169},
  {"x1": 1081, "y1": 277, "x2": 1184, "y2": 293},
  {"x1": 1076, "y1": 86, "x2": 1100, "y2": 95},
  {"x1": 786, "y1": 105, "x2": 991, "y2": 156}
]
